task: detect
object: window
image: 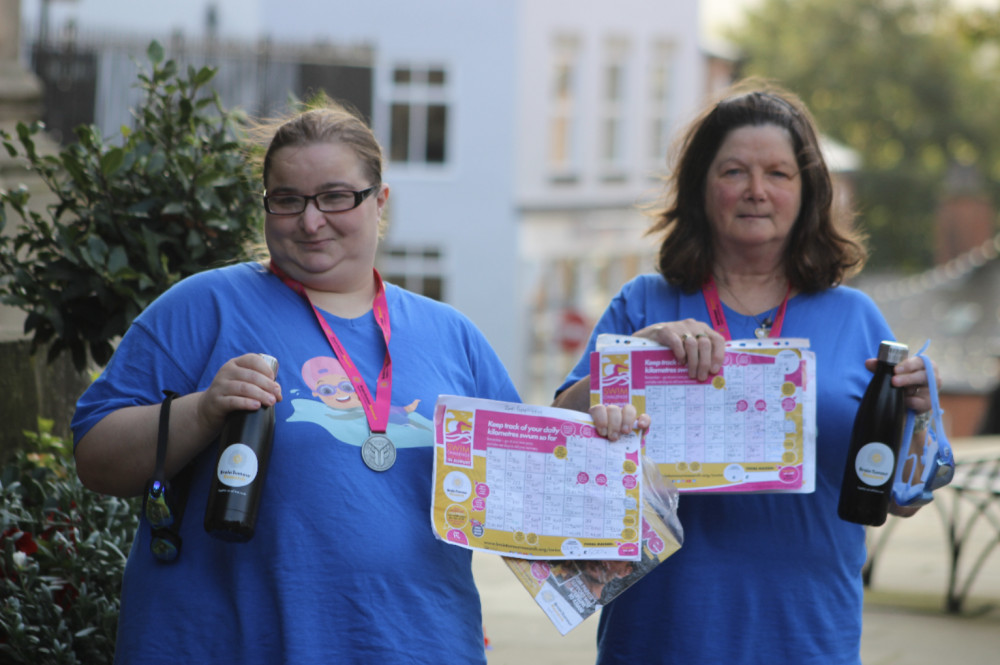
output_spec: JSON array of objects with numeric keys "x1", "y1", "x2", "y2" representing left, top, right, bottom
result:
[
  {"x1": 377, "y1": 245, "x2": 445, "y2": 301},
  {"x1": 601, "y1": 63, "x2": 624, "y2": 163},
  {"x1": 387, "y1": 65, "x2": 450, "y2": 165},
  {"x1": 647, "y1": 40, "x2": 677, "y2": 168},
  {"x1": 548, "y1": 35, "x2": 580, "y2": 179},
  {"x1": 599, "y1": 37, "x2": 630, "y2": 175}
]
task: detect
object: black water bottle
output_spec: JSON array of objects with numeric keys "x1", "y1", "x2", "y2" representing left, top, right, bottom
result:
[
  {"x1": 204, "y1": 354, "x2": 278, "y2": 542},
  {"x1": 837, "y1": 341, "x2": 908, "y2": 526}
]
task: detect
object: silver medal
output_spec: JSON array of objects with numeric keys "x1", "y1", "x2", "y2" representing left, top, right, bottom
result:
[{"x1": 361, "y1": 434, "x2": 396, "y2": 472}]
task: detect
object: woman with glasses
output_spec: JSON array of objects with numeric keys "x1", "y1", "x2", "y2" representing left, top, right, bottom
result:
[
  {"x1": 552, "y1": 80, "x2": 942, "y2": 665},
  {"x1": 71, "y1": 100, "x2": 645, "y2": 663}
]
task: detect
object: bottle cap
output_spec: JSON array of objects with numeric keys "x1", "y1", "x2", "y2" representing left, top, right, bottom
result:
[
  {"x1": 259, "y1": 354, "x2": 279, "y2": 376},
  {"x1": 877, "y1": 341, "x2": 908, "y2": 364}
]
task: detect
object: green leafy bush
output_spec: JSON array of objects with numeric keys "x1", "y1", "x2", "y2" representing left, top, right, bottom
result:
[
  {"x1": 0, "y1": 420, "x2": 139, "y2": 664},
  {"x1": 0, "y1": 40, "x2": 262, "y2": 371}
]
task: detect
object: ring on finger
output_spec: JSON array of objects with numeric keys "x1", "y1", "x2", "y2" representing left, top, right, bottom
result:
[
  {"x1": 680, "y1": 333, "x2": 691, "y2": 342},
  {"x1": 695, "y1": 333, "x2": 707, "y2": 339}
]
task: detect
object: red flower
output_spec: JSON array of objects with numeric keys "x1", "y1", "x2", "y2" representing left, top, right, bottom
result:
[
  {"x1": 2, "y1": 527, "x2": 39, "y2": 555},
  {"x1": 52, "y1": 580, "x2": 80, "y2": 611}
]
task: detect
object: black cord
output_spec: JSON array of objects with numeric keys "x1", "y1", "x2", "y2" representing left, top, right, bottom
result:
[{"x1": 153, "y1": 390, "x2": 179, "y2": 484}]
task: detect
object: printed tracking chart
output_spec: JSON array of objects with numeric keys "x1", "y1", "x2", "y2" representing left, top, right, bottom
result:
[
  {"x1": 483, "y1": 433, "x2": 636, "y2": 544},
  {"x1": 432, "y1": 396, "x2": 643, "y2": 560},
  {"x1": 643, "y1": 350, "x2": 800, "y2": 469},
  {"x1": 591, "y1": 336, "x2": 816, "y2": 493}
]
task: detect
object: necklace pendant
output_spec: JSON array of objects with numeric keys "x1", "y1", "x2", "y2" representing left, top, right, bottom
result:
[{"x1": 754, "y1": 325, "x2": 770, "y2": 339}]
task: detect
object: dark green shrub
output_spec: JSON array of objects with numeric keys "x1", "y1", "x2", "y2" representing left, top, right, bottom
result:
[
  {"x1": 0, "y1": 41, "x2": 262, "y2": 371},
  {"x1": 0, "y1": 420, "x2": 139, "y2": 664}
]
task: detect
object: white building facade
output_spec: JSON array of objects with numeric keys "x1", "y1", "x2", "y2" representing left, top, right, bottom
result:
[
  {"x1": 19, "y1": 0, "x2": 708, "y2": 400},
  {"x1": 513, "y1": 2, "x2": 704, "y2": 401}
]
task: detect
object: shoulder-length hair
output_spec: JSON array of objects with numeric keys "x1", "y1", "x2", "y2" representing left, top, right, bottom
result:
[{"x1": 646, "y1": 79, "x2": 867, "y2": 292}]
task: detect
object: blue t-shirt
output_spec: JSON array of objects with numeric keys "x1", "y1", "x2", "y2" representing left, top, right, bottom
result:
[
  {"x1": 72, "y1": 262, "x2": 520, "y2": 665},
  {"x1": 557, "y1": 274, "x2": 893, "y2": 665}
]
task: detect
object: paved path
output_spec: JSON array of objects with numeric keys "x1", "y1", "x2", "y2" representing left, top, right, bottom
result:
[{"x1": 475, "y1": 436, "x2": 1000, "y2": 664}]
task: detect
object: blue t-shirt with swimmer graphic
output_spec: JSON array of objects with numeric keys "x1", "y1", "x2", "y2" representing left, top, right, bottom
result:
[{"x1": 72, "y1": 262, "x2": 520, "y2": 665}]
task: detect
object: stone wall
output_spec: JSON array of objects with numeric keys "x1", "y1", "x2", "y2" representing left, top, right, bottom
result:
[
  {"x1": 0, "y1": 0, "x2": 85, "y2": 462},
  {"x1": 0, "y1": 341, "x2": 90, "y2": 463}
]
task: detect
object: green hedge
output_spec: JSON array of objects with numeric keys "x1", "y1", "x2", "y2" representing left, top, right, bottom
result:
[{"x1": 0, "y1": 421, "x2": 138, "y2": 664}]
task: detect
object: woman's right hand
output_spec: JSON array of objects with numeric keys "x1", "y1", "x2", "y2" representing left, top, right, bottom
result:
[
  {"x1": 589, "y1": 402, "x2": 651, "y2": 442},
  {"x1": 633, "y1": 319, "x2": 726, "y2": 382},
  {"x1": 76, "y1": 353, "x2": 282, "y2": 497},
  {"x1": 197, "y1": 354, "x2": 282, "y2": 435}
]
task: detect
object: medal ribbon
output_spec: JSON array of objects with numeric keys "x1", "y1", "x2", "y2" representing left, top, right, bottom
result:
[
  {"x1": 269, "y1": 261, "x2": 392, "y2": 434},
  {"x1": 702, "y1": 276, "x2": 791, "y2": 341}
]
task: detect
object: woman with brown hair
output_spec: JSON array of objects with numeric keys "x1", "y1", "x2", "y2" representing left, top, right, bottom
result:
[{"x1": 555, "y1": 81, "x2": 939, "y2": 665}]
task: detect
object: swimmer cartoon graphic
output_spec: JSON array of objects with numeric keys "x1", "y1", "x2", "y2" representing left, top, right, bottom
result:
[
  {"x1": 288, "y1": 356, "x2": 433, "y2": 447},
  {"x1": 601, "y1": 355, "x2": 630, "y2": 385}
]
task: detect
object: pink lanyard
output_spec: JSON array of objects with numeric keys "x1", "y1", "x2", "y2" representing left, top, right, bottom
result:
[
  {"x1": 270, "y1": 262, "x2": 393, "y2": 434},
  {"x1": 702, "y1": 276, "x2": 791, "y2": 341}
]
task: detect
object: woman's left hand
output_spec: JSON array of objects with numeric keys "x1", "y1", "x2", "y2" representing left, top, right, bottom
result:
[
  {"x1": 589, "y1": 403, "x2": 651, "y2": 442},
  {"x1": 632, "y1": 319, "x2": 726, "y2": 382},
  {"x1": 865, "y1": 354, "x2": 941, "y2": 413}
]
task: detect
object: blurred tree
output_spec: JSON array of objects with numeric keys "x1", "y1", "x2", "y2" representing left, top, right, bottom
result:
[
  {"x1": 0, "y1": 41, "x2": 262, "y2": 371},
  {"x1": 728, "y1": 0, "x2": 1000, "y2": 271},
  {"x1": 956, "y1": 5, "x2": 1000, "y2": 42}
]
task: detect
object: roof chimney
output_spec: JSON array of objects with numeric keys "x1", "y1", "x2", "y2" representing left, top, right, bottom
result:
[{"x1": 934, "y1": 164, "x2": 996, "y2": 265}]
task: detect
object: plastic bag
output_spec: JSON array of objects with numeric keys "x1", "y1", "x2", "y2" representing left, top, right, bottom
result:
[{"x1": 503, "y1": 453, "x2": 683, "y2": 634}]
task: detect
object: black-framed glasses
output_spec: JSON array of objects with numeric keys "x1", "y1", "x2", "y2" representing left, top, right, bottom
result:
[{"x1": 263, "y1": 186, "x2": 378, "y2": 215}]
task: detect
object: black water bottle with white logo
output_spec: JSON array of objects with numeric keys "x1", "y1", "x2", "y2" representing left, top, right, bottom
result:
[
  {"x1": 204, "y1": 354, "x2": 278, "y2": 542},
  {"x1": 837, "y1": 341, "x2": 908, "y2": 526}
]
